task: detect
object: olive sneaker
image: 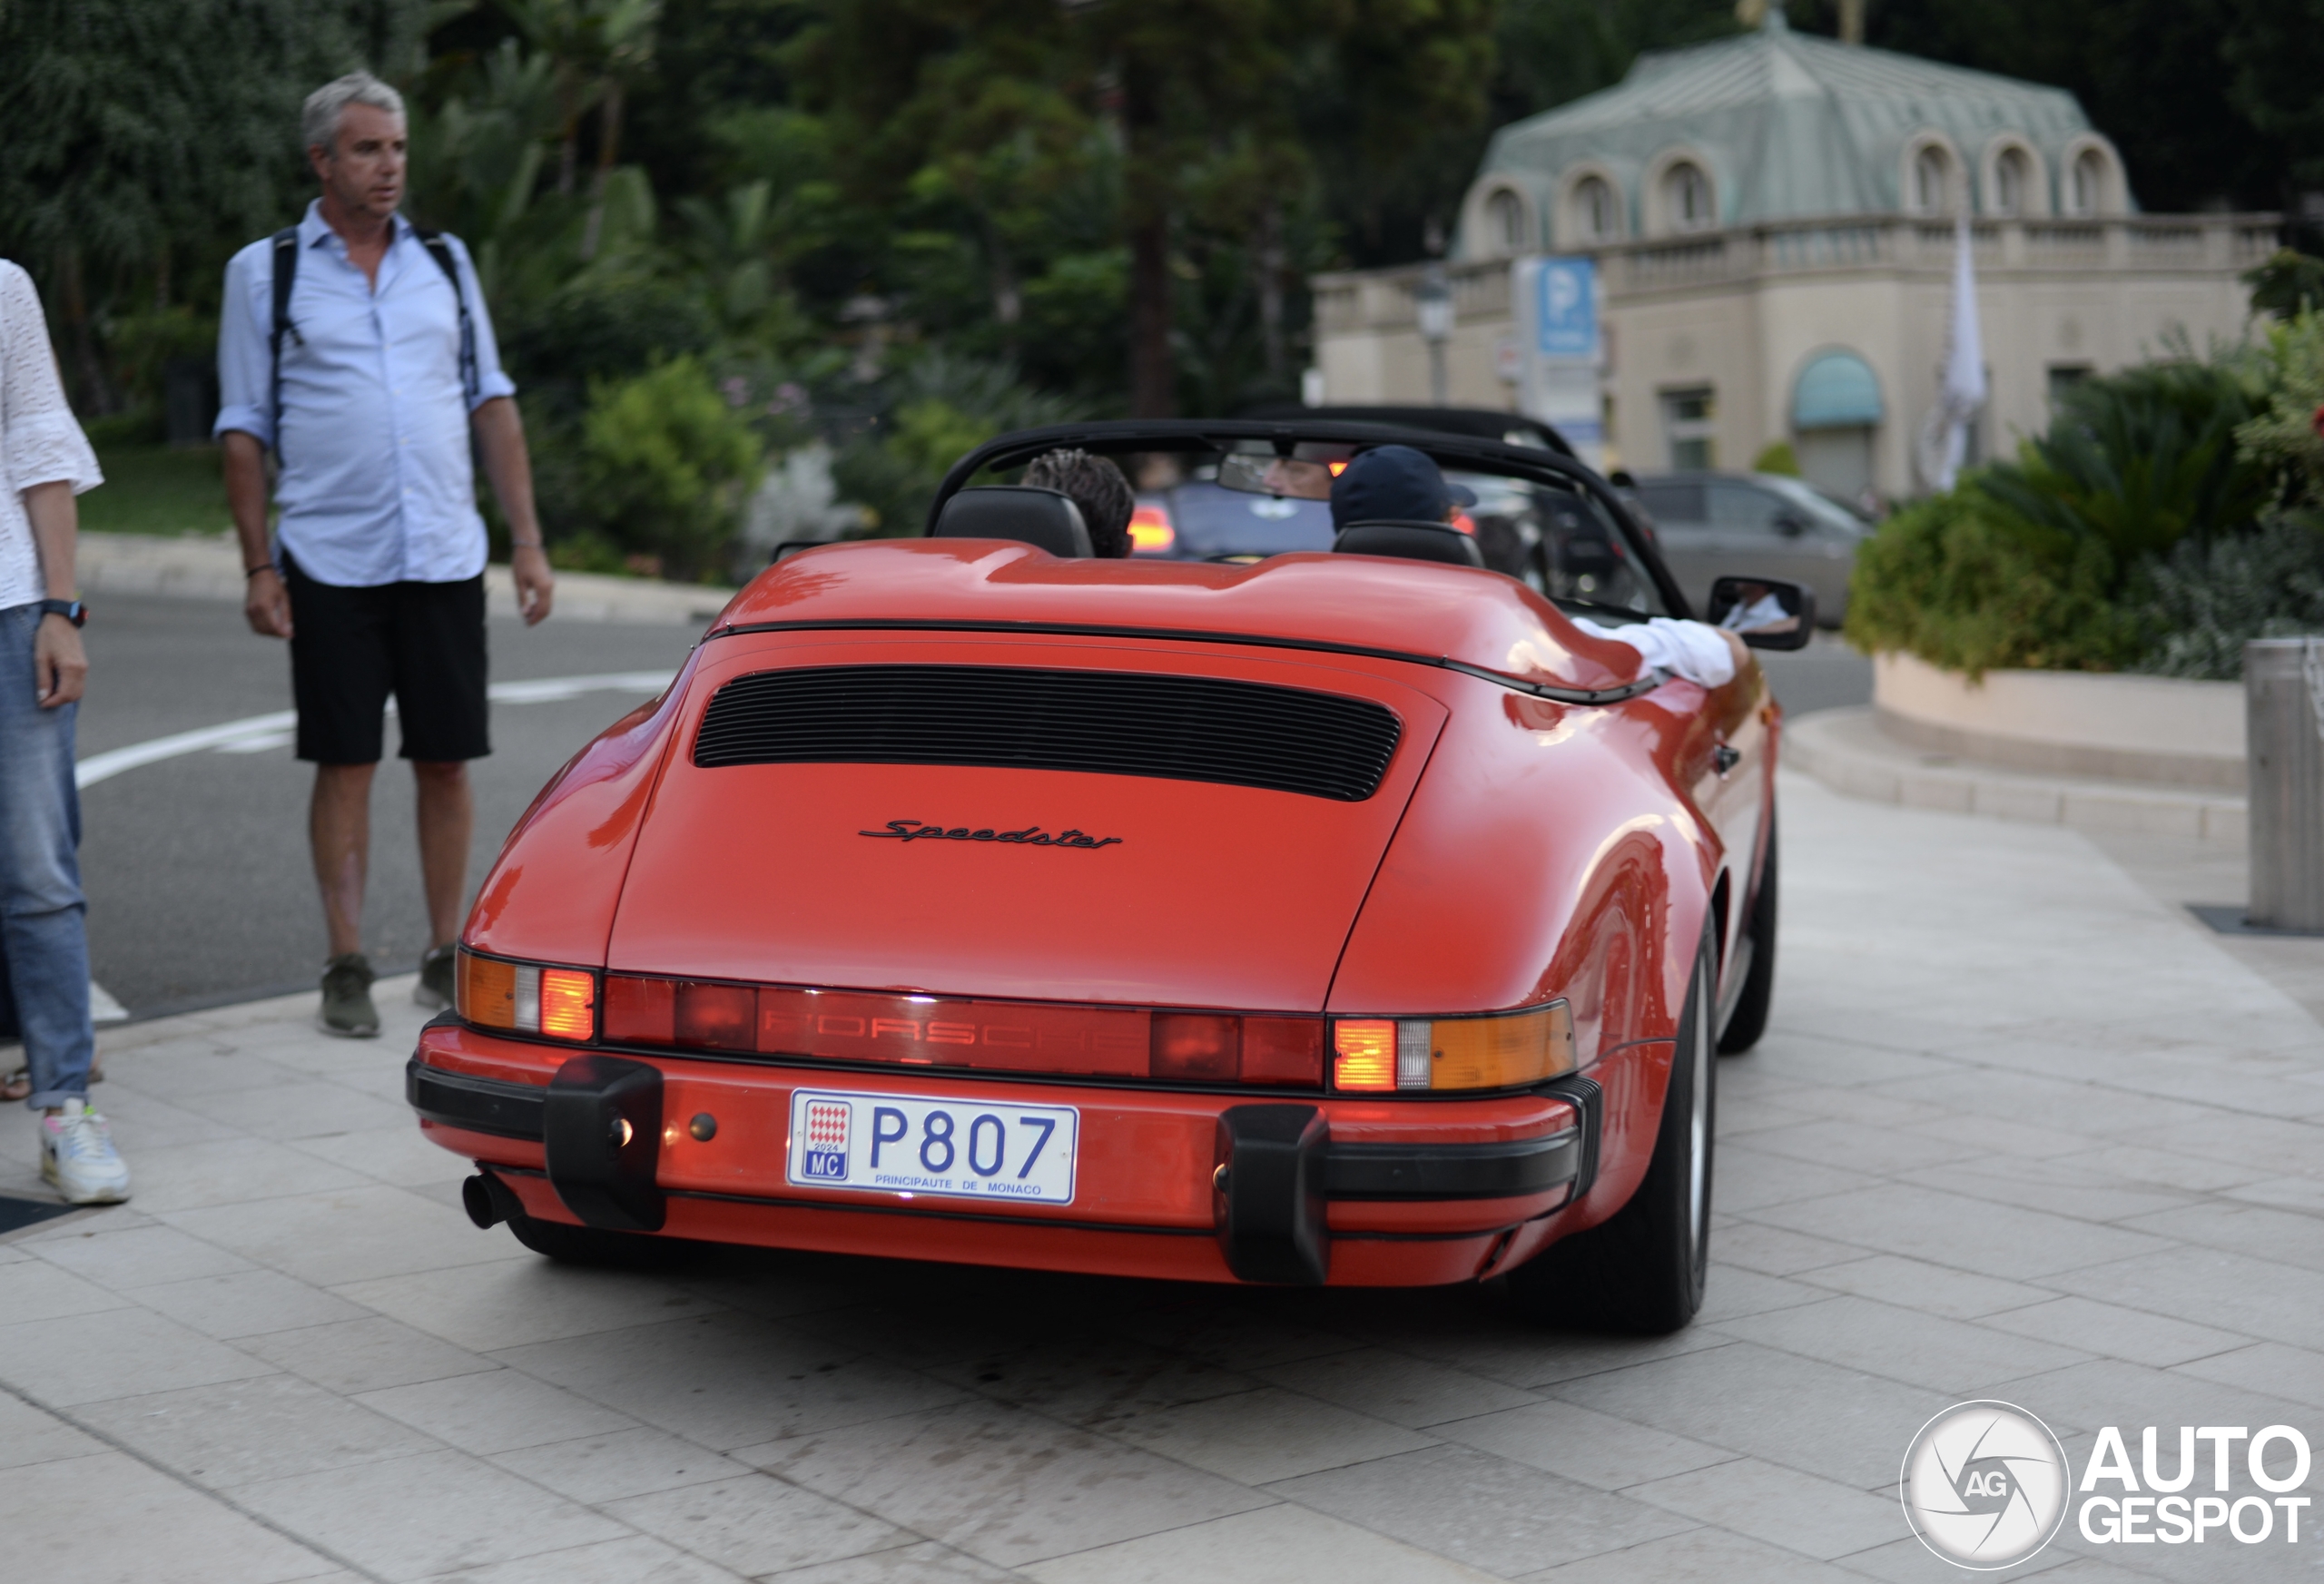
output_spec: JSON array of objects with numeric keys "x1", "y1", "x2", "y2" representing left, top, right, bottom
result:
[
  {"x1": 416, "y1": 943, "x2": 457, "y2": 1009},
  {"x1": 41, "y1": 1098, "x2": 131, "y2": 1205},
  {"x1": 319, "y1": 952, "x2": 380, "y2": 1038}
]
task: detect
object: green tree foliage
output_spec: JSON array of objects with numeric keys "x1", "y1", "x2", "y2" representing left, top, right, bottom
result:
[
  {"x1": 2243, "y1": 250, "x2": 2324, "y2": 320},
  {"x1": 0, "y1": 0, "x2": 425, "y2": 408},
  {"x1": 2134, "y1": 512, "x2": 2324, "y2": 677},
  {"x1": 1843, "y1": 490, "x2": 2147, "y2": 677},
  {"x1": 1847, "y1": 349, "x2": 2319, "y2": 681},
  {"x1": 575, "y1": 356, "x2": 763, "y2": 580},
  {"x1": 1976, "y1": 359, "x2": 2270, "y2": 562},
  {"x1": 2235, "y1": 310, "x2": 2324, "y2": 502}
]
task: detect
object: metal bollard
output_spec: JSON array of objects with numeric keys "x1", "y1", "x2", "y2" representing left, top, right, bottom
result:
[{"x1": 2246, "y1": 638, "x2": 2324, "y2": 930}]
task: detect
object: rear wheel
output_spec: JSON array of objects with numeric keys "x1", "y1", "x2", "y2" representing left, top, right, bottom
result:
[
  {"x1": 1507, "y1": 930, "x2": 1716, "y2": 1333},
  {"x1": 1718, "y1": 814, "x2": 1777, "y2": 1055}
]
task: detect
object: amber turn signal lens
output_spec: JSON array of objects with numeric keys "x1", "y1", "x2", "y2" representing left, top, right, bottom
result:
[
  {"x1": 457, "y1": 949, "x2": 597, "y2": 1040},
  {"x1": 458, "y1": 950, "x2": 517, "y2": 1029},
  {"x1": 1426, "y1": 1002, "x2": 1575, "y2": 1089},
  {"x1": 1331, "y1": 1003, "x2": 1575, "y2": 1092}
]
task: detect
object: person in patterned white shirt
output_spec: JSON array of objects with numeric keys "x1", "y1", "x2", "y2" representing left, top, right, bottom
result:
[{"x1": 0, "y1": 259, "x2": 131, "y2": 1204}]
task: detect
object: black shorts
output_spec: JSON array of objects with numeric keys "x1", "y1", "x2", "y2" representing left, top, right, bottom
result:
[{"x1": 284, "y1": 555, "x2": 490, "y2": 764}]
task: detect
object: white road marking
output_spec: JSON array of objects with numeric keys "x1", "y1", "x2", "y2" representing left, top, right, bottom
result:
[{"x1": 74, "y1": 670, "x2": 675, "y2": 790}]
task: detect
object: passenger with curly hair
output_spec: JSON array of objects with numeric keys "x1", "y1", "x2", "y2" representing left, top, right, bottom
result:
[{"x1": 1023, "y1": 448, "x2": 1136, "y2": 558}]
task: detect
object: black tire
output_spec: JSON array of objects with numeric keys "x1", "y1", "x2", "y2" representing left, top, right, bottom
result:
[
  {"x1": 504, "y1": 1207, "x2": 684, "y2": 1268},
  {"x1": 1506, "y1": 929, "x2": 1717, "y2": 1333},
  {"x1": 1718, "y1": 813, "x2": 1777, "y2": 1056}
]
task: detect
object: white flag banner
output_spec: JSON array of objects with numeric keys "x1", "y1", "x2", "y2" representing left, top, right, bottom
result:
[{"x1": 1918, "y1": 212, "x2": 1988, "y2": 491}]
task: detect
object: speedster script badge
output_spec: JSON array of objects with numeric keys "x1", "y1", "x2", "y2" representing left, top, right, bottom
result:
[{"x1": 861, "y1": 820, "x2": 1122, "y2": 851}]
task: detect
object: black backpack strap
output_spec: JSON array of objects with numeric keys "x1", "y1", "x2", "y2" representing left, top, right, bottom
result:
[
  {"x1": 267, "y1": 227, "x2": 300, "y2": 461},
  {"x1": 411, "y1": 226, "x2": 478, "y2": 407}
]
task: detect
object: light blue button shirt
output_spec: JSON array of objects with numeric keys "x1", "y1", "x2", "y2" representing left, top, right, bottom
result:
[{"x1": 214, "y1": 202, "x2": 517, "y2": 587}]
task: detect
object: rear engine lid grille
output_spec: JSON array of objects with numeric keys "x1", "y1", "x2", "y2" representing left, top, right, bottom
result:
[{"x1": 692, "y1": 664, "x2": 1403, "y2": 802}]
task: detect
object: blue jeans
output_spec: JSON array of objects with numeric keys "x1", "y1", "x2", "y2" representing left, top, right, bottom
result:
[{"x1": 0, "y1": 602, "x2": 93, "y2": 1108}]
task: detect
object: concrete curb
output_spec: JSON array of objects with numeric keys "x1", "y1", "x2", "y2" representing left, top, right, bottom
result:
[
  {"x1": 77, "y1": 531, "x2": 734, "y2": 626},
  {"x1": 1787, "y1": 705, "x2": 2248, "y2": 844}
]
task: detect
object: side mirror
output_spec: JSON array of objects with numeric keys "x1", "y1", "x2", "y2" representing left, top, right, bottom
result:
[
  {"x1": 1706, "y1": 576, "x2": 1816, "y2": 650},
  {"x1": 1772, "y1": 514, "x2": 1807, "y2": 538}
]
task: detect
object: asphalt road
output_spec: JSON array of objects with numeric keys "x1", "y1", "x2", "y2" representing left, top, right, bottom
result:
[
  {"x1": 78, "y1": 594, "x2": 698, "y2": 1015},
  {"x1": 74, "y1": 595, "x2": 1869, "y2": 1018}
]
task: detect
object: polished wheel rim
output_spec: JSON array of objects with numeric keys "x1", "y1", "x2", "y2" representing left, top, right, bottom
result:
[{"x1": 1685, "y1": 959, "x2": 1712, "y2": 1267}]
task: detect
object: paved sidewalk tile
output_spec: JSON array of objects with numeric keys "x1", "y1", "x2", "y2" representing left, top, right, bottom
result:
[
  {"x1": 15, "y1": 1451, "x2": 345, "y2": 1583},
  {"x1": 606, "y1": 1472, "x2": 917, "y2": 1576},
  {"x1": 1022, "y1": 1502, "x2": 1503, "y2": 1584},
  {"x1": 6, "y1": 769, "x2": 2320, "y2": 1581},
  {"x1": 739, "y1": 1398, "x2": 1274, "y2": 1568},
  {"x1": 229, "y1": 1446, "x2": 633, "y2": 1580},
  {"x1": 1265, "y1": 1442, "x2": 1696, "y2": 1574},
  {"x1": 75, "y1": 1372, "x2": 440, "y2": 1485},
  {"x1": 1105, "y1": 1384, "x2": 1438, "y2": 1482}
]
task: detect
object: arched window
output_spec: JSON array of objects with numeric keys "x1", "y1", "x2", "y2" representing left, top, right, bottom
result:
[
  {"x1": 1485, "y1": 189, "x2": 1527, "y2": 254},
  {"x1": 1911, "y1": 146, "x2": 1952, "y2": 215},
  {"x1": 2067, "y1": 149, "x2": 2107, "y2": 216},
  {"x1": 1664, "y1": 162, "x2": 1713, "y2": 232},
  {"x1": 1993, "y1": 147, "x2": 2031, "y2": 216},
  {"x1": 1572, "y1": 176, "x2": 1616, "y2": 243}
]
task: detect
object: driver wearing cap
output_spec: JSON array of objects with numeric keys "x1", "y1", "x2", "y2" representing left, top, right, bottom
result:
[{"x1": 1327, "y1": 446, "x2": 1747, "y2": 690}]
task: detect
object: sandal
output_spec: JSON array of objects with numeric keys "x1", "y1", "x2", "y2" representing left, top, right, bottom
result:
[{"x1": 1, "y1": 1067, "x2": 26, "y2": 1103}]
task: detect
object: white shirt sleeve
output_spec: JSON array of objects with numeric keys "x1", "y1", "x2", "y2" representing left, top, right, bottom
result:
[
  {"x1": 0, "y1": 262, "x2": 102, "y2": 497},
  {"x1": 212, "y1": 242, "x2": 275, "y2": 447},
  {"x1": 445, "y1": 234, "x2": 517, "y2": 408},
  {"x1": 1572, "y1": 615, "x2": 1738, "y2": 689}
]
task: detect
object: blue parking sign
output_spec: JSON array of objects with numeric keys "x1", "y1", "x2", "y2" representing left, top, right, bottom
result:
[{"x1": 1535, "y1": 257, "x2": 1599, "y2": 359}]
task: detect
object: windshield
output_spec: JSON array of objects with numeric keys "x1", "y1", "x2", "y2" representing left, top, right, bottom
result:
[{"x1": 988, "y1": 435, "x2": 1674, "y2": 620}]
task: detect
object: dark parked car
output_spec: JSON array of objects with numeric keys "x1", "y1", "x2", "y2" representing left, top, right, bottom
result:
[{"x1": 1630, "y1": 472, "x2": 1869, "y2": 625}]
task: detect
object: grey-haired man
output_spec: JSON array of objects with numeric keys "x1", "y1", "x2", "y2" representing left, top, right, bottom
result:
[{"x1": 216, "y1": 72, "x2": 554, "y2": 1037}]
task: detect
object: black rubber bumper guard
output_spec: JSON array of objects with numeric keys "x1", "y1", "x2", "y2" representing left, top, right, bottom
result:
[{"x1": 410, "y1": 1058, "x2": 1600, "y2": 1281}]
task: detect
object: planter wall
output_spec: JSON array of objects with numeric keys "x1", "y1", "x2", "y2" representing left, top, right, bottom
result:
[{"x1": 1873, "y1": 653, "x2": 2245, "y2": 791}]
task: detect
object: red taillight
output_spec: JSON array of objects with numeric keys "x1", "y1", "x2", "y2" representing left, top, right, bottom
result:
[
  {"x1": 603, "y1": 974, "x2": 1324, "y2": 1087},
  {"x1": 537, "y1": 969, "x2": 596, "y2": 1040},
  {"x1": 1128, "y1": 505, "x2": 1175, "y2": 553},
  {"x1": 1333, "y1": 1019, "x2": 1397, "y2": 1090},
  {"x1": 1152, "y1": 1013, "x2": 1237, "y2": 1079}
]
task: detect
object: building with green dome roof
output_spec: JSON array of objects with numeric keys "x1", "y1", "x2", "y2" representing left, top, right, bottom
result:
[{"x1": 1312, "y1": 7, "x2": 2274, "y2": 501}]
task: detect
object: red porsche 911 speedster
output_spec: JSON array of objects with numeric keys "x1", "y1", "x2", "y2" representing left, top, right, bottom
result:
[{"x1": 408, "y1": 419, "x2": 1812, "y2": 1333}]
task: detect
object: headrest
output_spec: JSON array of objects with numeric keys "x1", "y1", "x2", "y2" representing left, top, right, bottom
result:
[
  {"x1": 1332, "y1": 519, "x2": 1487, "y2": 569},
  {"x1": 931, "y1": 486, "x2": 1093, "y2": 557}
]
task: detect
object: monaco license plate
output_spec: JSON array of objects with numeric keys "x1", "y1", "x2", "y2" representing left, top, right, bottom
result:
[{"x1": 785, "y1": 1090, "x2": 1078, "y2": 1205}]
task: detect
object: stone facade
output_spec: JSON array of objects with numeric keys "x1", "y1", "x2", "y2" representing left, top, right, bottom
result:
[{"x1": 1310, "y1": 17, "x2": 2276, "y2": 497}]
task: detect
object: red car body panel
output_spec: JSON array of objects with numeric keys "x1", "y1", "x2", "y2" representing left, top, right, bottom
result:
[
  {"x1": 418, "y1": 537, "x2": 1778, "y2": 1289},
  {"x1": 604, "y1": 634, "x2": 1447, "y2": 1009}
]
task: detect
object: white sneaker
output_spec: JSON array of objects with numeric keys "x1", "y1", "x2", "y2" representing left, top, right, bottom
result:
[{"x1": 41, "y1": 1098, "x2": 131, "y2": 1205}]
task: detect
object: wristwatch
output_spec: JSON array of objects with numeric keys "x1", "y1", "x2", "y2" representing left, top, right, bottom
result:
[{"x1": 38, "y1": 598, "x2": 86, "y2": 628}]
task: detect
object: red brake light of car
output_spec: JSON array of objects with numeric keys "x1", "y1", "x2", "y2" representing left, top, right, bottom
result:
[
  {"x1": 603, "y1": 975, "x2": 1324, "y2": 1086},
  {"x1": 457, "y1": 949, "x2": 596, "y2": 1041},
  {"x1": 1128, "y1": 505, "x2": 1175, "y2": 554},
  {"x1": 1333, "y1": 1003, "x2": 1574, "y2": 1092}
]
